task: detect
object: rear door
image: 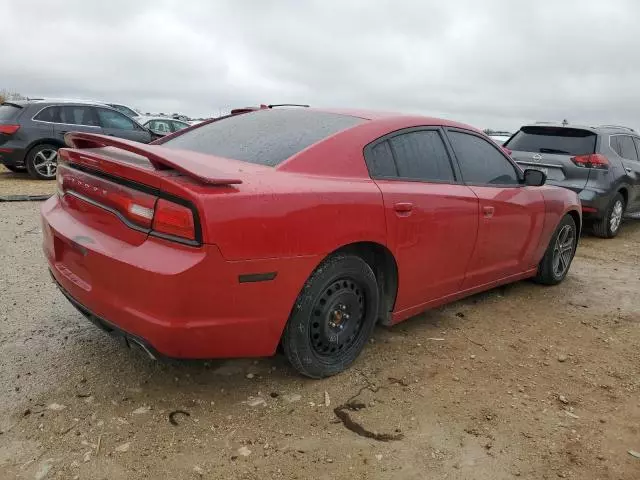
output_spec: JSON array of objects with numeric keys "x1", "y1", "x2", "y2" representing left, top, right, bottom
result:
[
  {"x1": 624, "y1": 137, "x2": 640, "y2": 212},
  {"x1": 446, "y1": 129, "x2": 545, "y2": 289},
  {"x1": 505, "y1": 126, "x2": 597, "y2": 193},
  {"x1": 53, "y1": 105, "x2": 103, "y2": 139},
  {"x1": 365, "y1": 128, "x2": 479, "y2": 312},
  {"x1": 96, "y1": 107, "x2": 152, "y2": 143}
]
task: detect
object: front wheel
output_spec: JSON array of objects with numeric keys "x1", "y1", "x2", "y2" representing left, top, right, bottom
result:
[
  {"x1": 534, "y1": 215, "x2": 577, "y2": 285},
  {"x1": 282, "y1": 254, "x2": 379, "y2": 378}
]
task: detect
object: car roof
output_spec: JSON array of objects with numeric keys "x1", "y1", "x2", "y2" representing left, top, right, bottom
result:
[
  {"x1": 8, "y1": 98, "x2": 110, "y2": 108},
  {"x1": 518, "y1": 122, "x2": 637, "y2": 135},
  {"x1": 307, "y1": 107, "x2": 482, "y2": 132}
]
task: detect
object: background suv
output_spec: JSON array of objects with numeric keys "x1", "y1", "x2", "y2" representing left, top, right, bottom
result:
[
  {"x1": 0, "y1": 100, "x2": 154, "y2": 179},
  {"x1": 504, "y1": 123, "x2": 640, "y2": 237}
]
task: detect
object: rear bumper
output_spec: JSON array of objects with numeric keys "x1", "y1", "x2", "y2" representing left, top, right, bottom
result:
[
  {"x1": 0, "y1": 147, "x2": 27, "y2": 167},
  {"x1": 577, "y1": 187, "x2": 612, "y2": 218},
  {"x1": 42, "y1": 195, "x2": 320, "y2": 359}
]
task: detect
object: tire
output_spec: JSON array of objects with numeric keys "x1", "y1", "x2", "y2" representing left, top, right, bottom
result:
[
  {"x1": 592, "y1": 193, "x2": 625, "y2": 238},
  {"x1": 534, "y1": 215, "x2": 578, "y2": 285},
  {"x1": 25, "y1": 144, "x2": 60, "y2": 180},
  {"x1": 282, "y1": 254, "x2": 379, "y2": 378},
  {"x1": 3, "y1": 164, "x2": 27, "y2": 173}
]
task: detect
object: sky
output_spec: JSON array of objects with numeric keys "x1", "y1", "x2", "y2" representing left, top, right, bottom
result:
[{"x1": 2, "y1": 0, "x2": 640, "y2": 130}]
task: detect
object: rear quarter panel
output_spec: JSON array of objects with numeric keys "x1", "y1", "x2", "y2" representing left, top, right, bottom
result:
[
  {"x1": 533, "y1": 186, "x2": 582, "y2": 263},
  {"x1": 198, "y1": 173, "x2": 387, "y2": 260}
]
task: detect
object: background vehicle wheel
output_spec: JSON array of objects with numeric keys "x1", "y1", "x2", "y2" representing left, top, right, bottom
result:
[
  {"x1": 25, "y1": 144, "x2": 59, "y2": 180},
  {"x1": 592, "y1": 193, "x2": 625, "y2": 238},
  {"x1": 3, "y1": 165, "x2": 27, "y2": 173},
  {"x1": 282, "y1": 254, "x2": 379, "y2": 378},
  {"x1": 534, "y1": 214, "x2": 577, "y2": 285}
]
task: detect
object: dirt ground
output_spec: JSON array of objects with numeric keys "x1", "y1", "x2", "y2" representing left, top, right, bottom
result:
[
  {"x1": 0, "y1": 166, "x2": 56, "y2": 197},
  {"x1": 0, "y1": 202, "x2": 639, "y2": 480}
]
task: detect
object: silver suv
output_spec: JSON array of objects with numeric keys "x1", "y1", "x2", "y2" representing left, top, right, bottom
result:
[{"x1": 504, "y1": 123, "x2": 640, "y2": 238}]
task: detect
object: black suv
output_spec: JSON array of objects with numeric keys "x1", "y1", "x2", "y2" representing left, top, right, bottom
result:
[
  {"x1": 504, "y1": 123, "x2": 640, "y2": 238},
  {"x1": 0, "y1": 100, "x2": 155, "y2": 179}
]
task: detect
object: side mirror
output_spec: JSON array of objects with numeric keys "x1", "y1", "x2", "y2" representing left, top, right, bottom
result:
[{"x1": 523, "y1": 168, "x2": 546, "y2": 187}]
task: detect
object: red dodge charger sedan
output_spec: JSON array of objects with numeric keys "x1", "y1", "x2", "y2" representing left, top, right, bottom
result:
[{"x1": 41, "y1": 108, "x2": 581, "y2": 378}]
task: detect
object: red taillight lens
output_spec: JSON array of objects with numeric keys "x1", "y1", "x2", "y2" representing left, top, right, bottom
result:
[
  {"x1": 0, "y1": 124, "x2": 20, "y2": 135},
  {"x1": 152, "y1": 199, "x2": 196, "y2": 241},
  {"x1": 58, "y1": 163, "x2": 157, "y2": 228},
  {"x1": 571, "y1": 153, "x2": 609, "y2": 169}
]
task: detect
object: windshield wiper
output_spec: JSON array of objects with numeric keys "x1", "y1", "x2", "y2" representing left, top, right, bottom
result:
[{"x1": 539, "y1": 148, "x2": 570, "y2": 154}]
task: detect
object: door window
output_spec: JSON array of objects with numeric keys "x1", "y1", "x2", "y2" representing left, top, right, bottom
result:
[
  {"x1": 617, "y1": 135, "x2": 639, "y2": 161},
  {"x1": 58, "y1": 106, "x2": 99, "y2": 126},
  {"x1": 147, "y1": 119, "x2": 172, "y2": 133},
  {"x1": 97, "y1": 108, "x2": 137, "y2": 130},
  {"x1": 632, "y1": 138, "x2": 640, "y2": 162},
  {"x1": 448, "y1": 131, "x2": 520, "y2": 185},
  {"x1": 33, "y1": 106, "x2": 61, "y2": 123},
  {"x1": 171, "y1": 120, "x2": 189, "y2": 132},
  {"x1": 389, "y1": 131, "x2": 455, "y2": 182}
]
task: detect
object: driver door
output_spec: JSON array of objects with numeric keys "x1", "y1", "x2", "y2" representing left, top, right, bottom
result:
[
  {"x1": 444, "y1": 129, "x2": 546, "y2": 289},
  {"x1": 95, "y1": 107, "x2": 152, "y2": 144}
]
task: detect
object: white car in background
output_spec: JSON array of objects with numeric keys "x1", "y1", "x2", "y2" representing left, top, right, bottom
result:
[
  {"x1": 488, "y1": 132, "x2": 513, "y2": 145},
  {"x1": 137, "y1": 116, "x2": 191, "y2": 137}
]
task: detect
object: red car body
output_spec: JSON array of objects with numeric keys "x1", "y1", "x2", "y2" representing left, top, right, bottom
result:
[{"x1": 41, "y1": 109, "x2": 581, "y2": 362}]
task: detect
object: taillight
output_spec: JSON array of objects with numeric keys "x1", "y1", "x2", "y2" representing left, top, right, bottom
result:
[
  {"x1": 152, "y1": 199, "x2": 196, "y2": 241},
  {"x1": 58, "y1": 163, "x2": 157, "y2": 229},
  {"x1": 0, "y1": 124, "x2": 20, "y2": 135},
  {"x1": 571, "y1": 153, "x2": 609, "y2": 169}
]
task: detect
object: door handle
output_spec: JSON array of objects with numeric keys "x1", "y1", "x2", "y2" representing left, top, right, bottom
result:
[
  {"x1": 394, "y1": 202, "x2": 413, "y2": 214},
  {"x1": 482, "y1": 206, "x2": 495, "y2": 218}
]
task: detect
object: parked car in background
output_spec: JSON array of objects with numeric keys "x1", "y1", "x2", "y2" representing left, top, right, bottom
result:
[
  {"x1": 504, "y1": 123, "x2": 640, "y2": 238},
  {"x1": 42, "y1": 108, "x2": 581, "y2": 378},
  {"x1": 138, "y1": 116, "x2": 190, "y2": 137},
  {"x1": 488, "y1": 132, "x2": 512, "y2": 145},
  {"x1": 0, "y1": 99, "x2": 155, "y2": 179}
]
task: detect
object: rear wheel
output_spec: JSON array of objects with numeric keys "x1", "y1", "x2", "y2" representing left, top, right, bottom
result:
[
  {"x1": 592, "y1": 193, "x2": 624, "y2": 238},
  {"x1": 534, "y1": 214, "x2": 577, "y2": 285},
  {"x1": 282, "y1": 254, "x2": 379, "y2": 378},
  {"x1": 26, "y1": 144, "x2": 59, "y2": 180},
  {"x1": 3, "y1": 165, "x2": 27, "y2": 173}
]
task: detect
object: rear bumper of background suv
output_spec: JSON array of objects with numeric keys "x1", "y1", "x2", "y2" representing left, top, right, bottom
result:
[{"x1": 0, "y1": 147, "x2": 26, "y2": 167}]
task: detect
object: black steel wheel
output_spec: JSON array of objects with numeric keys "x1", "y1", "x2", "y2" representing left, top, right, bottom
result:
[{"x1": 282, "y1": 254, "x2": 379, "y2": 378}]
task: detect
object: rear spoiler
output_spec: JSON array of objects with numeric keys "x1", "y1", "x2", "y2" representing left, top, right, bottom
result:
[{"x1": 64, "y1": 132, "x2": 243, "y2": 185}]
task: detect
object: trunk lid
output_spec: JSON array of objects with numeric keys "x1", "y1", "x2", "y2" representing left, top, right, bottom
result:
[{"x1": 505, "y1": 126, "x2": 597, "y2": 192}]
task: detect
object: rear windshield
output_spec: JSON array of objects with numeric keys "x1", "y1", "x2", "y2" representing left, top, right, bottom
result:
[
  {"x1": 505, "y1": 126, "x2": 596, "y2": 156},
  {"x1": 0, "y1": 104, "x2": 21, "y2": 122},
  {"x1": 162, "y1": 109, "x2": 365, "y2": 166}
]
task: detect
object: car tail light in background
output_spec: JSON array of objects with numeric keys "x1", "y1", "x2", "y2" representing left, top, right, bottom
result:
[
  {"x1": 0, "y1": 124, "x2": 20, "y2": 135},
  {"x1": 571, "y1": 153, "x2": 609, "y2": 169},
  {"x1": 152, "y1": 199, "x2": 196, "y2": 241}
]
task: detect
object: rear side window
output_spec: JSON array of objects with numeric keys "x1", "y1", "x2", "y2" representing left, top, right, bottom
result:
[
  {"x1": 34, "y1": 106, "x2": 60, "y2": 123},
  {"x1": 389, "y1": 130, "x2": 454, "y2": 182},
  {"x1": 615, "y1": 135, "x2": 638, "y2": 161},
  {"x1": 448, "y1": 131, "x2": 519, "y2": 185},
  {"x1": 0, "y1": 104, "x2": 21, "y2": 122},
  {"x1": 505, "y1": 127, "x2": 596, "y2": 156},
  {"x1": 163, "y1": 109, "x2": 364, "y2": 167},
  {"x1": 365, "y1": 140, "x2": 397, "y2": 177}
]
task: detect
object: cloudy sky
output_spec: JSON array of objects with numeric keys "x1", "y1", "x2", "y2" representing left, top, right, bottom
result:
[{"x1": 2, "y1": 0, "x2": 640, "y2": 130}]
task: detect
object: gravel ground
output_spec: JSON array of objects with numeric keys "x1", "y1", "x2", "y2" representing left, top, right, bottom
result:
[
  {"x1": 0, "y1": 166, "x2": 56, "y2": 197},
  {"x1": 0, "y1": 202, "x2": 639, "y2": 480}
]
